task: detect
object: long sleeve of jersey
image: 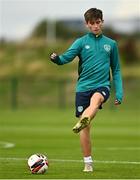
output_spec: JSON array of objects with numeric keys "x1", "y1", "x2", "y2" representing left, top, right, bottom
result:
[
  {"x1": 110, "y1": 41, "x2": 123, "y2": 102},
  {"x1": 53, "y1": 39, "x2": 82, "y2": 65}
]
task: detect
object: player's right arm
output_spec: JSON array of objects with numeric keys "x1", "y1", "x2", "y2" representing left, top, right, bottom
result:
[{"x1": 50, "y1": 38, "x2": 82, "y2": 65}]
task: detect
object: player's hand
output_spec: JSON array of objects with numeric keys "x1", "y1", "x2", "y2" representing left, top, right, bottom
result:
[
  {"x1": 50, "y1": 52, "x2": 58, "y2": 61},
  {"x1": 114, "y1": 99, "x2": 121, "y2": 105}
]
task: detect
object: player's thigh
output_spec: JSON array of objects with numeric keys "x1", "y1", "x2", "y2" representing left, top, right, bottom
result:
[{"x1": 90, "y1": 92, "x2": 104, "y2": 107}]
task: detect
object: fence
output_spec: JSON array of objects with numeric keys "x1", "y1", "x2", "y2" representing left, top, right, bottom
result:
[
  {"x1": 0, "y1": 77, "x2": 75, "y2": 109},
  {"x1": 1, "y1": 77, "x2": 139, "y2": 110}
]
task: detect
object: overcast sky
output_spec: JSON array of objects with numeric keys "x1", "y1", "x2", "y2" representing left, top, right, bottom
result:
[{"x1": 0, "y1": 0, "x2": 140, "y2": 41}]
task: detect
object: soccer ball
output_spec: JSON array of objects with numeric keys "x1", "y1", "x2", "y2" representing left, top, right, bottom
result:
[{"x1": 28, "y1": 153, "x2": 49, "y2": 174}]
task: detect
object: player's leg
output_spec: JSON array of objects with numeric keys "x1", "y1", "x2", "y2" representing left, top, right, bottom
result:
[
  {"x1": 78, "y1": 93, "x2": 104, "y2": 172},
  {"x1": 80, "y1": 125, "x2": 93, "y2": 172},
  {"x1": 81, "y1": 92, "x2": 104, "y2": 120},
  {"x1": 73, "y1": 87, "x2": 110, "y2": 172},
  {"x1": 73, "y1": 87, "x2": 110, "y2": 133},
  {"x1": 73, "y1": 92, "x2": 104, "y2": 133},
  {"x1": 80, "y1": 125, "x2": 91, "y2": 157}
]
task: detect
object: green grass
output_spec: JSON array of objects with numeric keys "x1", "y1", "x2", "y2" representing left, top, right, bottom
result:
[{"x1": 0, "y1": 107, "x2": 140, "y2": 179}]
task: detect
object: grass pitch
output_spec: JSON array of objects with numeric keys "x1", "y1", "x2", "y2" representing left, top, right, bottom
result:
[{"x1": 0, "y1": 107, "x2": 140, "y2": 179}]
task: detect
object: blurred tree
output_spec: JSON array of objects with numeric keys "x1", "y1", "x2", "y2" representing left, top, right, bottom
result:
[
  {"x1": 31, "y1": 20, "x2": 47, "y2": 38},
  {"x1": 103, "y1": 27, "x2": 120, "y2": 40},
  {"x1": 30, "y1": 19, "x2": 84, "y2": 40},
  {"x1": 120, "y1": 37, "x2": 139, "y2": 65}
]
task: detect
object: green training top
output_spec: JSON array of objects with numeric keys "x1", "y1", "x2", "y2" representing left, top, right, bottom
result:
[{"x1": 53, "y1": 32, "x2": 123, "y2": 102}]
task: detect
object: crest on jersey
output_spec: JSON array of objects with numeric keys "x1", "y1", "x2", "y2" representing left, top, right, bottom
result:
[{"x1": 104, "y1": 44, "x2": 111, "y2": 52}]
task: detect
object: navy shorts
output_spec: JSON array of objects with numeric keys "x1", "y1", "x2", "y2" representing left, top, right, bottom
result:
[{"x1": 75, "y1": 87, "x2": 110, "y2": 117}]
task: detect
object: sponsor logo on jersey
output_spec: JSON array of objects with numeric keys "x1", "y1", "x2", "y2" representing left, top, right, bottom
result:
[{"x1": 85, "y1": 45, "x2": 90, "y2": 49}]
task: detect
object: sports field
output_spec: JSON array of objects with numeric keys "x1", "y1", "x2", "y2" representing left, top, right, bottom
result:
[{"x1": 0, "y1": 105, "x2": 140, "y2": 179}]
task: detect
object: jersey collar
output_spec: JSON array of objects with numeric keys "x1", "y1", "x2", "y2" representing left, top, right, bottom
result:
[{"x1": 88, "y1": 32, "x2": 103, "y2": 39}]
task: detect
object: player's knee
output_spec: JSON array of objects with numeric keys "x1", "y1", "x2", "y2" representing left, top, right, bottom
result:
[
  {"x1": 91, "y1": 97, "x2": 103, "y2": 106},
  {"x1": 94, "y1": 93, "x2": 104, "y2": 103}
]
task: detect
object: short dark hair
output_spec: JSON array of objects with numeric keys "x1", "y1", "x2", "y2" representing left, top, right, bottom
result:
[{"x1": 84, "y1": 8, "x2": 103, "y2": 23}]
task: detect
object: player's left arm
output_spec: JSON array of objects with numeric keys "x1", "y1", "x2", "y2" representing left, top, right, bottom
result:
[{"x1": 110, "y1": 41, "x2": 123, "y2": 105}]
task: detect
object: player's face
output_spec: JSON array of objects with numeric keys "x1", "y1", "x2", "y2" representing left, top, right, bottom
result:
[{"x1": 86, "y1": 19, "x2": 103, "y2": 35}]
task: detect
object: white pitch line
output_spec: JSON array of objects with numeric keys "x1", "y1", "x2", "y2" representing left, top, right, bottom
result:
[
  {"x1": 0, "y1": 157, "x2": 140, "y2": 165},
  {"x1": 51, "y1": 159, "x2": 140, "y2": 165},
  {"x1": 0, "y1": 141, "x2": 15, "y2": 148}
]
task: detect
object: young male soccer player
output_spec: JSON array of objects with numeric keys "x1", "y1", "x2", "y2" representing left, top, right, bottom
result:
[{"x1": 50, "y1": 8, "x2": 123, "y2": 172}]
